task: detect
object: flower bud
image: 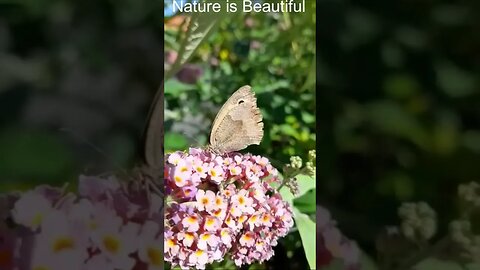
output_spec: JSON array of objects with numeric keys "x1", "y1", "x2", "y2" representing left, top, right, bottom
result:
[
  {"x1": 458, "y1": 182, "x2": 480, "y2": 208},
  {"x1": 308, "y1": 150, "x2": 316, "y2": 161},
  {"x1": 305, "y1": 161, "x2": 316, "y2": 177},
  {"x1": 398, "y1": 202, "x2": 437, "y2": 242},
  {"x1": 289, "y1": 156, "x2": 302, "y2": 169}
]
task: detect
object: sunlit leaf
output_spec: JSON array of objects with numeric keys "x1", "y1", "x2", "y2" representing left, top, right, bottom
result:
[
  {"x1": 164, "y1": 79, "x2": 196, "y2": 97},
  {"x1": 295, "y1": 174, "x2": 316, "y2": 199},
  {"x1": 293, "y1": 207, "x2": 316, "y2": 270},
  {"x1": 293, "y1": 189, "x2": 316, "y2": 214},
  {"x1": 165, "y1": 132, "x2": 188, "y2": 151}
]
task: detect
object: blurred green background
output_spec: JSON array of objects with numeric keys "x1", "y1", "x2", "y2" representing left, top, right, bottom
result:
[
  {"x1": 317, "y1": 0, "x2": 480, "y2": 261},
  {"x1": 163, "y1": 5, "x2": 316, "y2": 168},
  {"x1": 0, "y1": 1, "x2": 163, "y2": 190}
]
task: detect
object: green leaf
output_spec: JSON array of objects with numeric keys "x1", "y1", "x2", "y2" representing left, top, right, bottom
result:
[
  {"x1": 164, "y1": 79, "x2": 197, "y2": 97},
  {"x1": 165, "y1": 132, "x2": 188, "y2": 151},
  {"x1": 0, "y1": 129, "x2": 73, "y2": 182},
  {"x1": 366, "y1": 101, "x2": 428, "y2": 149},
  {"x1": 279, "y1": 183, "x2": 294, "y2": 206},
  {"x1": 435, "y1": 60, "x2": 476, "y2": 98},
  {"x1": 295, "y1": 174, "x2": 316, "y2": 199},
  {"x1": 257, "y1": 80, "x2": 290, "y2": 93},
  {"x1": 293, "y1": 189, "x2": 316, "y2": 214},
  {"x1": 166, "y1": 0, "x2": 229, "y2": 80},
  {"x1": 278, "y1": 174, "x2": 315, "y2": 207},
  {"x1": 293, "y1": 207, "x2": 316, "y2": 270}
]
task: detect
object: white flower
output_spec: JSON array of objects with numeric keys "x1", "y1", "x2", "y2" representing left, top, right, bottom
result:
[
  {"x1": 91, "y1": 215, "x2": 139, "y2": 270},
  {"x1": 137, "y1": 221, "x2": 163, "y2": 270},
  {"x1": 30, "y1": 210, "x2": 88, "y2": 270},
  {"x1": 11, "y1": 190, "x2": 53, "y2": 231}
]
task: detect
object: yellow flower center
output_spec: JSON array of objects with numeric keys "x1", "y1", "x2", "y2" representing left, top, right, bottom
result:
[
  {"x1": 52, "y1": 237, "x2": 74, "y2": 253},
  {"x1": 166, "y1": 239, "x2": 175, "y2": 247},
  {"x1": 174, "y1": 176, "x2": 183, "y2": 183},
  {"x1": 103, "y1": 235, "x2": 120, "y2": 254},
  {"x1": 206, "y1": 218, "x2": 215, "y2": 226},
  {"x1": 147, "y1": 247, "x2": 163, "y2": 266},
  {"x1": 32, "y1": 213, "x2": 43, "y2": 227},
  {"x1": 89, "y1": 220, "x2": 98, "y2": 230}
]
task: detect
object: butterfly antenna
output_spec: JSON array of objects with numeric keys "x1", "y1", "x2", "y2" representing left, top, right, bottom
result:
[
  {"x1": 58, "y1": 128, "x2": 129, "y2": 177},
  {"x1": 181, "y1": 132, "x2": 205, "y2": 148}
]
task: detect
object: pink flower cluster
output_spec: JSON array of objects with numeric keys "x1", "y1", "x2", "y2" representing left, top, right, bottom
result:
[
  {"x1": 1, "y1": 176, "x2": 163, "y2": 270},
  {"x1": 164, "y1": 148, "x2": 294, "y2": 269}
]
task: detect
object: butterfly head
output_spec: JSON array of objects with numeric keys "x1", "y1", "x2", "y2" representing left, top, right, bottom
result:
[{"x1": 205, "y1": 144, "x2": 223, "y2": 156}]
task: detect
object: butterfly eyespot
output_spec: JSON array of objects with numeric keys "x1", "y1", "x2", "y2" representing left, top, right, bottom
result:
[{"x1": 237, "y1": 99, "x2": 245, "y2": 104}]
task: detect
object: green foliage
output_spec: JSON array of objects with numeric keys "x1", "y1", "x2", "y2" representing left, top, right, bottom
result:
[
  {"x1": 293, "y1": 207, "x2": 316, "y2": 270},
  {"x1": 165, "y1": 0, "x2": 316, "y2": 166},
  {"x1": 165, "y1": 0, "x2": 229, "y2": 80},
  {"x1": 279, "y1": 173, "x2": 316, "y2": 269},
  {"x1": 0, "y1": 129, "x2": 74, "y2": 188}
]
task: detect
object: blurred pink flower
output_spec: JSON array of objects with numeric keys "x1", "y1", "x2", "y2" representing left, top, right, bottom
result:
[
  {"x1": 250, "y1": 40, "x2": 262, "y2": 50},
  {"x1": 165, "y1": 51, "x2": 178, "y2": 65},
  {"x1": 3, "y1": 173, "x2": 163, "y2": 269},
  {"x1": 137, "y1": 221, "x2": 163, "y2": 270},
  {"x1": 245, "y1": 17, "x2": 255, "y2": 28},
  {"x1": 30, "y1": 210, "x2": 87, "y2": 270},
  {"x1": 91, "y1": 216, "x2": 139, "y2": 270},
  {"x1": 317, "y1": 205, "x2": 360, "y2": 269},
  {"x1": 11, "y1": 190, "x2": 53, "y2": 231},
  {"x1": 175, "y1": 64, "x2": 203, "y2": 84}
]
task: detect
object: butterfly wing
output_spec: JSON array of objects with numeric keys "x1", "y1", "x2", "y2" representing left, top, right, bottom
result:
[{"x1": 209, "y1": 85, "x2": 264, "y2": 154}]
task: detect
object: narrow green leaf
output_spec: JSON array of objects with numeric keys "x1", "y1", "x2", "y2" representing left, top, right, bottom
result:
[
  {"x1": 164, "y1": 79, "x2": 196, "y2": 97},
  {"x1": 293, "y1": 207, "x2": 316, "y2": 270},
  {"x1": 294, "y1": 189, "x2": 316, "y2": 214},
  {"x1": 166, "y1": 0, "x2": 230, "y2": 80}
]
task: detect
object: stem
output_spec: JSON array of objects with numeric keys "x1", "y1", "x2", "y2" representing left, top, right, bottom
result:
[
  {"x1": 276, "y1": 167, "x2": 309, "y2": 192},
  {"x1": 165, "y1": 13, "x2": 198, "y2": 81}
]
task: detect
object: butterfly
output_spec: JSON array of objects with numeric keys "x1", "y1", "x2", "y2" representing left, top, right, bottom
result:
[{"x1": 206, "y1": 85, "x2": 264, "y2": 155}]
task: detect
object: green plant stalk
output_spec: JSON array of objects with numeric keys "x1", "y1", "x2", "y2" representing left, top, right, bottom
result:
[
  {"x1": 165, "y1": 13, "x2": 199, "y2": 81},
  {"x1": 276, "y1": 166, "x2": 309, "y2": 192}
]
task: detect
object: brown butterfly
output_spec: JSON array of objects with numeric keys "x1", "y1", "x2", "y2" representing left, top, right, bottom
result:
[{"x1": 206, "y1": 85, "x2": 264, "y2": 155}]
